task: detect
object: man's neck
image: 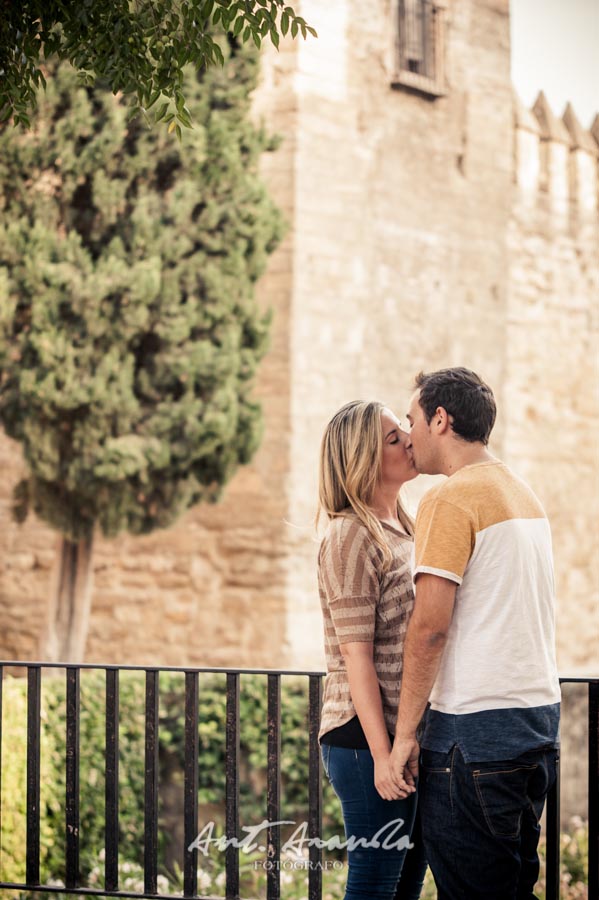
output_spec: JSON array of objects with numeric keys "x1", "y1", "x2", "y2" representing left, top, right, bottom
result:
[{"x1": 441, "y1": 444, "x2": 496, "y2": 477}]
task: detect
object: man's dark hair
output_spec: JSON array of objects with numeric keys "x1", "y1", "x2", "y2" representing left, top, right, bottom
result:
[{"x1": 415, "y1": 367, "x2": 496, "y2": 445}]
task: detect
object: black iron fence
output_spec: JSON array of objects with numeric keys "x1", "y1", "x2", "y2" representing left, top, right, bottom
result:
[
  {"x1": 0, "y1": 662, "x2": 596, "y2": 899},
  {"x1": 546, "y1": 677, "x2": 598, "y2": 900}
]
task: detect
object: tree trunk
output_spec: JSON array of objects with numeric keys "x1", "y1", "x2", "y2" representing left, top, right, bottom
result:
[{"x1": 41, "y1": 532, "x2": 95, "y2": 663}]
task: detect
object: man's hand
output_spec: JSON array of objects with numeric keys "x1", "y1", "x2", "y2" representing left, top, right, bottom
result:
[
  {"x1": 373, "y1": 752, "x2": 414, "y2": 801},
  {"x1": 389, "y1": 737, "x2": 420, "y2": 793}
]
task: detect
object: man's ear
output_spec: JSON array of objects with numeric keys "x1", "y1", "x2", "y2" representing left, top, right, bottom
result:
[{"x1": 434, "y1": 406, "x2": 452, "y2": 435}]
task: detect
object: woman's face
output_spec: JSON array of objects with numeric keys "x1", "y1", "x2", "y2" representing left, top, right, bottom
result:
[{"x1": 379, "y1": 407, "x2": 418, "y2": 487}]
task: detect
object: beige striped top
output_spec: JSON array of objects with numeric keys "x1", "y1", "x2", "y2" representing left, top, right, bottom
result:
[{"x1": 318, "y1": 511, "x2": 415, "y2": 741}]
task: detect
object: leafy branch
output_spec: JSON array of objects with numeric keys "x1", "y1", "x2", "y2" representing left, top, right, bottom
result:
[{"x1": 0, "y1": 0, "x2": 317, "y2": 131}]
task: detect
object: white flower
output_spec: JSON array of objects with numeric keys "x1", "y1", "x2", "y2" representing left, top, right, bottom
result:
[
  {"x1": 156, "y1": 874, "x2": 170, "y2": 892},
  {"x1": 123, "y1": 877, "x2": 145, "y2": 892},
  {"x1": 197, "y1": 870, "x2": 213, "y2": 891}
]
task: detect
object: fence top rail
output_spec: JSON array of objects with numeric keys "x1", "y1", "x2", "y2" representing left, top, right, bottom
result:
[
  {"x1": 0, "y1": 660, "x2": 328, "y2": 677},
  {"x1": 0, "y1": 661, "x2": 597, "y2": 683}
]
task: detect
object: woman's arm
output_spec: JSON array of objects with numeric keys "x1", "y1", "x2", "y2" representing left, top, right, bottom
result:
[{"x1": 341, "y1": 640, "x2": 412, "y2": 801}]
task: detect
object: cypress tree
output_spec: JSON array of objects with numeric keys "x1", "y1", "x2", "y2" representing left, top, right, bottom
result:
[{"x1": 0, "y1": 39, "x2": 284, "y2": 661}]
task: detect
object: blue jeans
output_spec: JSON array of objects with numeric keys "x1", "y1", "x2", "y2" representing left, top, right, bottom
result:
[
  {"x1": 322, "y1": 745, "x2": 427, "y2": 900},
  {"x1": 419, "y1": 745, "x2": 559, "y2": 900}
]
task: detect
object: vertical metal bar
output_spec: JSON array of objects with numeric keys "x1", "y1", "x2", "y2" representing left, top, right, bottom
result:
[
  {"x1": 0, "y1": 665, "x2": 3, "y2": 859},
  {"x1": 266, "y1": 674, "x2": 281, "y2": 900},
  {"x1": 225, "y1": 672, "x2": 240, "y2": 900},
  {"x1": 105, "y1": 668, "x2": 120, "y2": 892},
  {"x1": 398, "y1": 0, "x2": 405, "y2": 70},
  {"x1": 421, "y1": 0, "x2": 428, "y2": 77},
  {"x1": 308, "y1": 675, "x2": 323, "y2": 900},
  {"x1": 144, "y1": 670, "x2": 159, "y2": 894},
  {"x1": 184, "y1": 671, "x2": 199, "y2": 898},
  {"x1": 545, "y1": 748, "x2": 560, "y2": 900},
  {"x1": 26, "y1": 666, "x2": 41, "y2": 885},
  {"x1": 589, "y1": 682, "x2": 599, "y2": 900},
  {"x1": 65, "y1": 667, "x2": 80, "y2": 889}
]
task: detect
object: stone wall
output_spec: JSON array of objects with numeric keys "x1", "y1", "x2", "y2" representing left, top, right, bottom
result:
[
  {"x1": 281, "y1": 0, "x2": 598, "y2": 672},
  {"x1": 0, "y1": 0, "x2": 597, "y2": 678},
  {"x1": 506, "y1": 92, "x2": 599, "y2": 672},
  {"x1": 284, "y1": 0, "x2": 515, "y2": 667}
]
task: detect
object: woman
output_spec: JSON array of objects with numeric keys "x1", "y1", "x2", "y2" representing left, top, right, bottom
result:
[{"x1": 317, "y1": 400, "x2": 427, "y2": 900}]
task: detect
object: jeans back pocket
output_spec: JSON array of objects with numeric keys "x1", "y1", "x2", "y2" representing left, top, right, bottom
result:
[{"x1": 473, "y1": 763, "x2": 538, "y2": 839}]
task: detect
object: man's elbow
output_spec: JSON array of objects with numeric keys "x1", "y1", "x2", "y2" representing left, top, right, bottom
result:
[
  {"x1": 424, "y1": 629, "x2": 449, "y2": 648},
  {"x1": 411, "y1": 621, "x2": 450, "y2": 648}
]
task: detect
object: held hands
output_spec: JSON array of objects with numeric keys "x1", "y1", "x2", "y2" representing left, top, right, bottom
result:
[
  {"x1": 389, "y1": 736, "x2": 420, "y2": 795},
  {"x1": 373, "y1": 753, "x2": 411, "y2": 800},
  {"x1": 373, "y1": 748, "x2": 417, "y2": 801}
]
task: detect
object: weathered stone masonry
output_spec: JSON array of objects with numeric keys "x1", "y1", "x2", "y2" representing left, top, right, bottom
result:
[{"x1": 0, "y1": 0, "x2": 596, "y2": 677}]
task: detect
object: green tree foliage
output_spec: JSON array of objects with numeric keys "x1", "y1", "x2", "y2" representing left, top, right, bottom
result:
[
  {"x1": 0, "y1": 0, "x2": 316, "y2": 129},
  {"x1": 0, "y1": 45, "x2": 283, "y2": 543},
  {"x1": 0, "y1": 40, "x2": 284, "y2": 659}
]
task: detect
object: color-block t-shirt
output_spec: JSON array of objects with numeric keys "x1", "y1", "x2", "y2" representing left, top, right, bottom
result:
[{"x1": 414, "y1": 460, "x2": 560, "y2": 761}]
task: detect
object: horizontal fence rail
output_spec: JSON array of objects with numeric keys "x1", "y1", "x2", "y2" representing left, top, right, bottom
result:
[{"x1": 0, "y1": 662, "x2": 595, "y2": 900}]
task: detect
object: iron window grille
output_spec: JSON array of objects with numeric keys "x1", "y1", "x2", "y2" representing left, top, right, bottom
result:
[{"x1": 393, "y1": 0, "x2": 447, "y2": 97}]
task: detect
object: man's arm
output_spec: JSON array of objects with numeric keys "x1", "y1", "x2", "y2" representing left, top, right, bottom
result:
[
  {"x1": 389, "y1": 573, "x2": 457, "y2": 790},
  {"x1": 340, "y1": 641, "x2": 412, "y2": 800}
]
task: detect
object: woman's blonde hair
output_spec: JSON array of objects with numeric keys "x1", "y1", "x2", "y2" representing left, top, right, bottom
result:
[{"x1": 316, "y1": 400, "x2": 414, "y2": 569}]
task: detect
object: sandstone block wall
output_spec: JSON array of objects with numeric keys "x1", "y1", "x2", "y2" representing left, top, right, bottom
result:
[
  {"x1": 285, "y1": 0, "x2": 513, "y2": 667},
  {"x1": 507, "y1": 91, "x2": 599, "y2": 672},
  {"x1": 0, "y1": 0, "x2": 596, "y2": 678}
]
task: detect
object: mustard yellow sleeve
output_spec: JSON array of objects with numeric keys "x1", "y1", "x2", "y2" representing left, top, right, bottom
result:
[{"x1": 414, "y1": 497, "x2": 474, "y2": 584}]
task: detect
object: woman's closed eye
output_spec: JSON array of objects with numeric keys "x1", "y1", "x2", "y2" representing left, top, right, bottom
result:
[{"x1": 385, "y1": 424, "x2": 402, "y2": 444}]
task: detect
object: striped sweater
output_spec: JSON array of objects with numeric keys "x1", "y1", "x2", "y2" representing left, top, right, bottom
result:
[{"x1": 317, "y1": 512, "x2": 414, "y2": 741}]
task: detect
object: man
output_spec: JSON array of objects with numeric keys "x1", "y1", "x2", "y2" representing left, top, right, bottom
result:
[{"x1": 390, "y1": 367, "x2": 560, "y2": 900}]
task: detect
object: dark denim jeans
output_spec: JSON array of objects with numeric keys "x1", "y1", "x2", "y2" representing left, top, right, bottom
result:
[
  {"x1": 322, "y1": 744, "x2": 427, "y2": 900},
  {"x1": 419, "y1": 745, "x2": 559, "y2": 900}
]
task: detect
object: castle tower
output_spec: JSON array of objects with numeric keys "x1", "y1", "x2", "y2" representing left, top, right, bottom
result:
[
  {"x1": 0, "y1": 0, "x2": 596, "y2": 674},
  {"x1": 508, "y1": 86, "x2": 599, "y2": 671}
]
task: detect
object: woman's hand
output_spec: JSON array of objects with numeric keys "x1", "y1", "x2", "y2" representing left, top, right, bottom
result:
[{"x1": 373, "y1": 751, "x2": 414, "y2": 801}]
